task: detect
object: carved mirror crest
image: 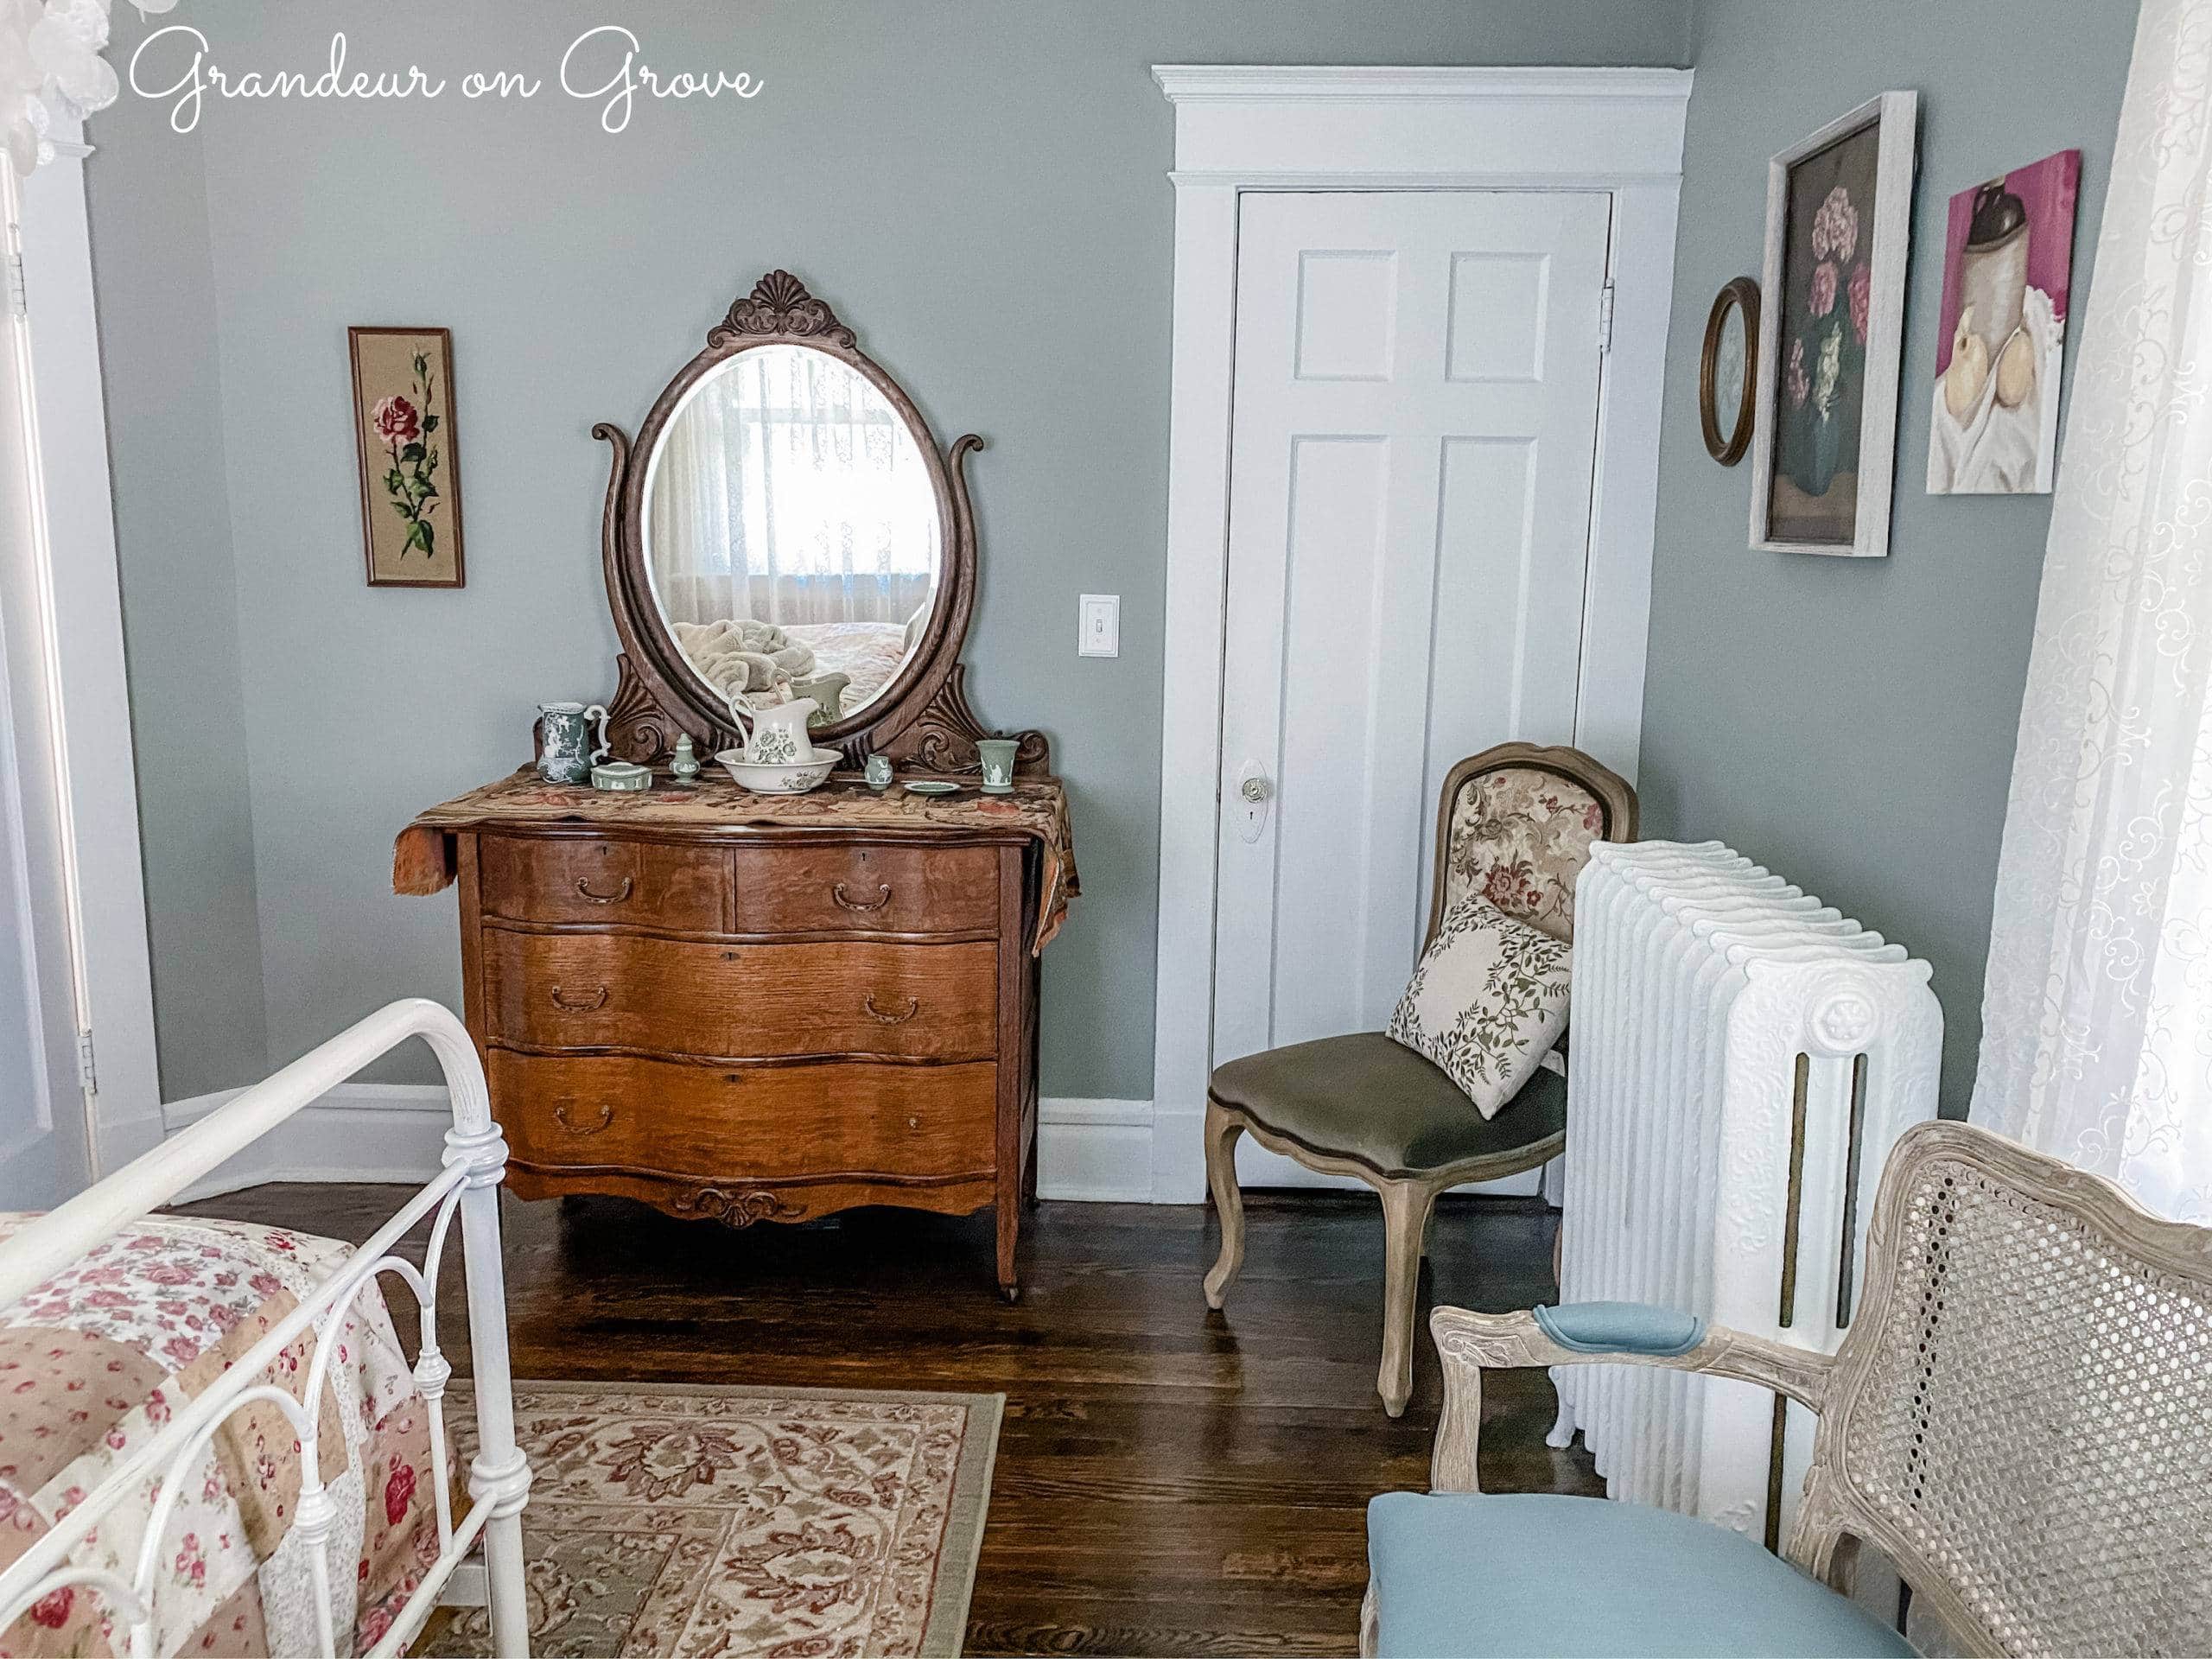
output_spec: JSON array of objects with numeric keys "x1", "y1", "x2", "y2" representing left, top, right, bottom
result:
[{"x1": 594, "y1": 270, "x2": 1046, "y2": 776}]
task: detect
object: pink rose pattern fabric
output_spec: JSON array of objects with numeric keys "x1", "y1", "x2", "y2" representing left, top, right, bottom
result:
[
  {"x1": 0, "y1": 1217, "x2": 439, "y2": 1658},
  {"x1": 1441, "y1": 766, "x2": 1609, "y2": 943}
]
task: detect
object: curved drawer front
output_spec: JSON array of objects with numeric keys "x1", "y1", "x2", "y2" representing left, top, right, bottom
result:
[
  {"x1": 483, "y1": 929, "x2": 997, "y2": 1061},
  {"x1": 732, "y1": 842, "x2": 999, "y2": 936},
  {"x1": 478, "y1": 834, "x2": 728, "y2": 931},
  {"x1": 489, "y1": 1051, "x2": 997, "y2": 1180}
]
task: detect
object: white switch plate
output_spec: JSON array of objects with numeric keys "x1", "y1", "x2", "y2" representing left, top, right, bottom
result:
[{"x1": 1078, "y1": 593, "x2": 1120, "y2": 658}]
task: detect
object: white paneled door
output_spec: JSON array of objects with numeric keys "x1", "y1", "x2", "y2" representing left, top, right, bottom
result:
[{"x1": 1212, "y1": 190, "x2": 1611, "y2": 1185}]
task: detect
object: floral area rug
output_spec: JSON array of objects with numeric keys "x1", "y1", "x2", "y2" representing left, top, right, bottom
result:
[{"x1": 425, "y1": 1380, "x2": 1001, "y2": 1658}]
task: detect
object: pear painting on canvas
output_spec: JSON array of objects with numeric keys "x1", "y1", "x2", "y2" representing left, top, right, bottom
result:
[{"x1": 1928, "y1": 149, "x2": 2082, "y2": 497}]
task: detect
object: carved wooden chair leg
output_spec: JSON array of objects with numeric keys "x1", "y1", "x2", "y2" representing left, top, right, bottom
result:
[
  {"x1": 1202, "y1": 1101, "x2": 1247, "y2": 1309},
  {"x1": 1377, "y1": 1177, "x2": 1440, "y2": 1416}
]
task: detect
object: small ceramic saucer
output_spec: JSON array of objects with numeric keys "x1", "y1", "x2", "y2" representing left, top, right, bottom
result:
[{"x1": 905, "y1": 779, "x2": 961, "y2": 797}]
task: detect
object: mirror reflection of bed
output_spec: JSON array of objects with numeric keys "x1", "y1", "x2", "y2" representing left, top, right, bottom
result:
[{"x1": 644, "y1": 340, "x2": 941, "y2": 723}]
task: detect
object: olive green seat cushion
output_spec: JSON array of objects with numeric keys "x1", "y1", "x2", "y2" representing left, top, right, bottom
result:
[{"x1": 1207, "y1": 1033, "x2": 1565, "y2": 1179}]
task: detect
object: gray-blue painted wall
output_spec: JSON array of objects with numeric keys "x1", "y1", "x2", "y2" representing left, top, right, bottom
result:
[
  {"x1": 1644, "y1": 0, "x2": 2138, "y2": 1116},
  {"x1": 85, "y1": 2, "x2": 1694, "y2": 1097}
]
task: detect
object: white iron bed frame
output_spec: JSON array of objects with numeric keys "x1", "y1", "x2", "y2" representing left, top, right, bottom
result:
[{"x1": 0, "y1": 999, "x2": 531, "y2": 1659}]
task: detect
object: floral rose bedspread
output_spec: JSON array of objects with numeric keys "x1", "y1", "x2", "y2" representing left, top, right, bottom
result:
[{"x1": 0, "y1": 1216, "x2": 442, "y2": 1658}]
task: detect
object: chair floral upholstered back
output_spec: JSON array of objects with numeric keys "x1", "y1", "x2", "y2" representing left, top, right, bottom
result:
[{"x1": 1430, "y1": 744, "x2": 1639, "y2": 947}]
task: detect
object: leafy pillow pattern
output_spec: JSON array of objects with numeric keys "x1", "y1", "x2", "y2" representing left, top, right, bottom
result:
[{"x1": 1388, "y1": 894, "x2": 1571, "y2": 1117}]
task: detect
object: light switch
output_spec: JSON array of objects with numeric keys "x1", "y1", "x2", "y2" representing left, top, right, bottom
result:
[{"x1": 1078, "y1": 593, "x2": 1120, "y2": 658}]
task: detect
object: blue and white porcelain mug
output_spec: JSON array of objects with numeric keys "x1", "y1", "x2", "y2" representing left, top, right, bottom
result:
[{"x1": 538, "y1": 702, "x2": 610, "y2": 785}]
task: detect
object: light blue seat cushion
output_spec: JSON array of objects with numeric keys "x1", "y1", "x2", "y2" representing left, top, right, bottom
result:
[
  {"x1": 1534, "y1": 1300, "x2": 1706, "y2": 1356},
  {"x1": 1367, "y1": 1491, "x2": 1916, "y2": 1658}
]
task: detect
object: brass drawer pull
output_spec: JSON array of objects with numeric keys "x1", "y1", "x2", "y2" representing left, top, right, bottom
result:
[
  {"x1": 575, "y1": 874, "x2": 634, "y2": 905},
  {"x1": 864, "y1": 993, "x2": 919, "y2": 1025},
  {"x1": 832, "y1": 881, "x2": 894, "y2": 913},
  {"x1": 549, "y1": 984, "x2": 610, "y2": 1013},
  {"x1": 555, "y1": 1103, "x2": 614, "y2": 1136}
]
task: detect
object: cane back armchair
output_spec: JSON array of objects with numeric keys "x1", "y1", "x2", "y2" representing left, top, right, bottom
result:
[
  {"x1": 1363, "y1": 1121, "x2": 2212, "y2": 1656},
  {"x1": 1204, "y1": 741, "x2": 1637, "y2": 1415}
]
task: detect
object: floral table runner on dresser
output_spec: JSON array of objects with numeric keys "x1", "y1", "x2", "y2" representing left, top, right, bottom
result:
[{"x1": 394, "y1": 771, "x2": 1079, "y2": 953}]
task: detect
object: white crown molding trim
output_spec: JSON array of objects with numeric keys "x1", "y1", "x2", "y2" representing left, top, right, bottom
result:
[
  {"x1": 1147, "y1": 67, "x2": 1688, "y2": 1205},
  {"x1": 1169, "y1": 168, "x2": 1683, "y2": 189},
  {"x1": 1152, "y1": 65, "x2": 1693, "y2": 103}
]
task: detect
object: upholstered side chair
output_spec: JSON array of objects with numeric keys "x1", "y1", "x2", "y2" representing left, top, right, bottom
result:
[
  {"x1": 1203, "y1": 742, "x2": 1637, "y2": 1416},
  {"x1": 1363, "y1": 1121, "x2": 2212, "y2": 1657}
]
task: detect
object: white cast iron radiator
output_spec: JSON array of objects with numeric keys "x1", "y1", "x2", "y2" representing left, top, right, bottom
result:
[{"x1": 1552, "y1": 840, "x2": 1942, "y2": 1547}]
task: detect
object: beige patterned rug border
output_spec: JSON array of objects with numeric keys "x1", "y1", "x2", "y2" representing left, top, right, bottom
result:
[{"x1": 451, "y1": 1377, "x2": 1003, "y2": 1658}]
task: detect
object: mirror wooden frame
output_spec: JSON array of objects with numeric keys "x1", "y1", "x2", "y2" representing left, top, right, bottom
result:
[{"x1": 592, "y1": 270, "x2": 1047, "y2": 776}]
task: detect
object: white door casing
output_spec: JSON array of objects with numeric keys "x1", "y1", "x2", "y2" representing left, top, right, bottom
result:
[
  {"x1": 1146, "y1": 67, "x2": 1690, "y2": 1205},
  {"x1": 1, "y1": 133, "x2": 161, "y2": 1184},
  {"x1": 1212, "y1": 191, "x2": 1611, "y2": 1096},
  {"x1": 0, "y1": 274, "x2": 83, "y2": 1205}
]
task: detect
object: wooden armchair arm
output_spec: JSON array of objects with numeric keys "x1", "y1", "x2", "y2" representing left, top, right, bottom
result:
[{"x1": 1427, "y1": 1306, "x2": 1835, "y2": 1493}]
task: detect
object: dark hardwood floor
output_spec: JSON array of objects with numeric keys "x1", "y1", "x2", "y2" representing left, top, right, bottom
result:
[{"x1": 180, "y1": 1185, "x2": 1599, "y2": 1656}]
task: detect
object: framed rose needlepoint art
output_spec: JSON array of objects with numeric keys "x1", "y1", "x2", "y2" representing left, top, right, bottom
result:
[
  {"x1": 1750, "y1": 92, "x2": 1919, "y2": 558},
  {"x1": 349, "y1": 326, "x2": 465, "y2": 587}
]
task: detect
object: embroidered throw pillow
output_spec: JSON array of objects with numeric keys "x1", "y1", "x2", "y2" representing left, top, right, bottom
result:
[{"x1": 1387, "y1": 895, "x2": 1571, "y2": 1118}]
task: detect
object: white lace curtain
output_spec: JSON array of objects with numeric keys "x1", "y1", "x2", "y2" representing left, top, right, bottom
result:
[
  {"x1": 648, "y1": 349, "x2": 937, "y2": 630},
  {"x1": 1974, "y1": 0, "x2": 2212, "y2": 1223}
]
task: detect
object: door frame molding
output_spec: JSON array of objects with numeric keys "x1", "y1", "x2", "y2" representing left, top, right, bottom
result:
[
  {"x1": 6, "y1": 128, "x2": 163, "y2": 1178},
  {"x1": 1147, "y1": 66, "x2": 1692, "y2": 1200}
]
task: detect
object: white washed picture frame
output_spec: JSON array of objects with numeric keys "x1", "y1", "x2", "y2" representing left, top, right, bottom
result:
[{"x1": 1750, "y1": 92, "x2": 1919, "y2": 558}]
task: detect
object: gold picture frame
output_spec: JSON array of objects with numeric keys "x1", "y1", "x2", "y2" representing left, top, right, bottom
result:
[
  {"x1": 349, "y1": 326, "x2": 465, "y2": 588},
  {"x1": 1700, "y1": 276, "x2": 1760, "y2": 467}
]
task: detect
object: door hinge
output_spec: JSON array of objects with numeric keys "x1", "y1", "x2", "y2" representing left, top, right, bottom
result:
[
  {"x1": 1597, "y1": 281, "x2": 1616, "y2": 354},
  {"x1": 75, "y1": 1028, "x2": 97, "y2": 1095},
  {"x1": 3, "y1": 248, "x2": 24, "y2": 321}
]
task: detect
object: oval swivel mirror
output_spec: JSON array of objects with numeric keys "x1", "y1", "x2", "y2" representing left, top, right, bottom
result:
[
  {"x1": 594, "y1": 270, "x2": 1012, "y2": 770},
  {"x1": 642, "y1": 343, "x2": 943, "y2": 728}
]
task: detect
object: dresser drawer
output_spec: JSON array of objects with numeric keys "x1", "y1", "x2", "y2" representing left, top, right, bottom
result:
[
  {"x1": 731, "y1": 842, "x2": 999, "y2": 936},
  {"x1": 476, "y1": 835, "x2": 728, "y2": 931},
  {"x1": 489, "y1": 1051, "x2": 997, "y2": 1180},
  {"x1": 482, "y1": 930, "x2": 998, "y2": 1061}
]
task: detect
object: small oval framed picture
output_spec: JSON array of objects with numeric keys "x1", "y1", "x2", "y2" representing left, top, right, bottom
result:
[{"x1": 1701, "y1": 277, "x2": 1760, "y2": 466}]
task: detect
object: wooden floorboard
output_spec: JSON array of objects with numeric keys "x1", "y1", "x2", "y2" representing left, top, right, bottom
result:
[{"x1": 179, "y1": 1184, "x2": 1599, "y2": 1656}]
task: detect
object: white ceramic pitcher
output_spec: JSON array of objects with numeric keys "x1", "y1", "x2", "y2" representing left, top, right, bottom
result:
[{"x1": 724, "y1": 692, "x2": 818, "y2": 766}]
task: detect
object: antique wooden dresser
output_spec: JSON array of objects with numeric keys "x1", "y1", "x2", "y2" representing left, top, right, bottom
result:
[{"x1": 395, "y1": 273, "x2": 1074, "y2": 1298}]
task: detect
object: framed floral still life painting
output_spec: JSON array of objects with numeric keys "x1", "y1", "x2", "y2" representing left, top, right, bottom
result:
[
  {"x1": 1751, "y1": 92, "x2": 1919, "y2": 558},
  {"x1": 349, "y1": 326, "x2": 465, "y2": 587}
]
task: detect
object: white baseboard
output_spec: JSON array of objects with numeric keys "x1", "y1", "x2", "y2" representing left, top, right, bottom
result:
[
  {"x1": 160, "y1": 1087, "x2": 1547, "y2": 1209},
  {"x1": 162, "y1": 1084, "x2": 450, "y2": 1202},
  {"x1": 1037, "y1": 1097, "x2": 1159, "y2": 1202}
]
